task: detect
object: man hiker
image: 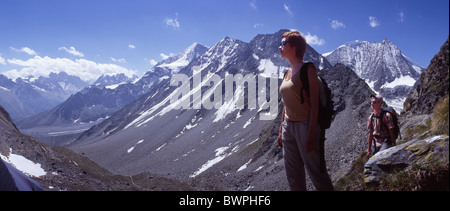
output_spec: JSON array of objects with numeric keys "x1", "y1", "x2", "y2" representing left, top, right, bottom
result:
[{"x1": 366, "y1": 94, "x2": 397, "y2": 157}]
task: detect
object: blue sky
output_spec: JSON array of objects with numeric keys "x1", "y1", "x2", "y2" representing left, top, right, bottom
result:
[{"x1": 0, "y1": 0, "x2": 448, "y2": 81}]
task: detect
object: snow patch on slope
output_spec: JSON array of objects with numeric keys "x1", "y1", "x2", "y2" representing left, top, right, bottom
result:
[{"x1": 1, "y1": 148, "x2": 47, "y2": 177}]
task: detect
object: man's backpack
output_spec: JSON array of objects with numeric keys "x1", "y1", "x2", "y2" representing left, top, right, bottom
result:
[
  {"x1": 370, "y1": 106, "x2": 401, "y2": 141},
  {"x1": 299, "y1": 62, "x2": 335, "y2": 131}
]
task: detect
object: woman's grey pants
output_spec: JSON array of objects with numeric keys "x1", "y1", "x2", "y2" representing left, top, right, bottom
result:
[{"x1": 282, "y1": 119, "x2": 334, "y2": 191}]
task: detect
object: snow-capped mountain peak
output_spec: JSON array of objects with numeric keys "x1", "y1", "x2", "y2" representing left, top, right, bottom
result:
[
  {"x1": 153, "y1": 42, "x2": 209, "y2": 74},
  {"x1": 325, "y1": 39, "x2": 423, "y2": 84},
  {"x1": 203, "y1": 37, "x2": 243, "y2": 60},
  {"x1": 324, "y1": 38, "x2": 425, "y2": 111}
]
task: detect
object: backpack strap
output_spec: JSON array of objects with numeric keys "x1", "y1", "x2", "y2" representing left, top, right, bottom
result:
[
  {"x1": 370, "y1": 113, "x2": 377, "y2": 133},
  {"x1": 380, "y1": 110, "x2": 388, "y2": 132},
  {"x1": 370, "y1": 111, "x2": 386, "y2": 129},
  {"x1": 369, "y1": 113, "x2": 379, "y2": 154},
  {"x1": 299, "y1": 62, "x2": 313, "y2": 104}
]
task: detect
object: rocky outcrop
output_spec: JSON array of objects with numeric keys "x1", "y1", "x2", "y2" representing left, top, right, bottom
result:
[
  {"x1": 364, "y1": 135, "x2": 449, "y2": 188},
  {"x1": 403, "y1": 36, "x2": 449, "y2": 115},
  {"x1": 0, "y1": 105, "x2": 18, "y2": 132}
]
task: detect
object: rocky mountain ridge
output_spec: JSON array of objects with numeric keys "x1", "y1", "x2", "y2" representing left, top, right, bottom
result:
[
  {"x1": 402, "y1": 36, "x2": 449, "y2": 116},
  {"x1": 0, "y1": 72, "x2": 89, "y2": 120},
  {"x1": 15, "y1": 43, "x2": 209, "y2": 146}
]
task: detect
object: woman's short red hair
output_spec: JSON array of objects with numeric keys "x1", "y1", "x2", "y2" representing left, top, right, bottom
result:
[{"x1": 282, "y1": 31, "x2": 307, "y2": 60}]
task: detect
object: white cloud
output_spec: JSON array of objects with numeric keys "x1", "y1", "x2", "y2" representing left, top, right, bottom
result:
[
  {"x1": 253, "y1": 23, "x2": 264, "y2": 28},
  {"x1": 58, "y1": 46, "x2": 84, "y2": 57},
  {"x1": 160, "y1": 53, "x2": 174, "y2": 60},
  {"x1": 4, "y1": 56, "x2": 136, "y2": 82},
  {"x1": 10, "y1": 47, "x2": 38, "y2": 56},
  {"x1": 398, "y1": 11, "x2": 405, "y2": 22},
  {"x1": 0, "y1": 55, "x2": 6, "y2": 65},
  {"x1": 111, "y1": 57, "x2": 126, "y2": 63},
  {"x1": 249, "y1": 0, "x2": 257, "y2": 10},
  {"x1": 164, "y1": 13, "x2": 180, "y2": 29},
  {"x1": 330, "y1": 20, "x2": 346, "y2": 29},
  {"x1": 284, "y1": 4, "x2": 293, "y2": 17},
  {"x1": 369, "y1": 16, "x2": 380, "y2": 28},
  {"x1": 303, "y1": 32, "x2": 325, "y2": 46},
  {"x1": 149, "y1": 59, "x2": 158, "y2": 66},
  {"x1": 128, "y1": 44, "x2": 136, "y2": 49}
]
